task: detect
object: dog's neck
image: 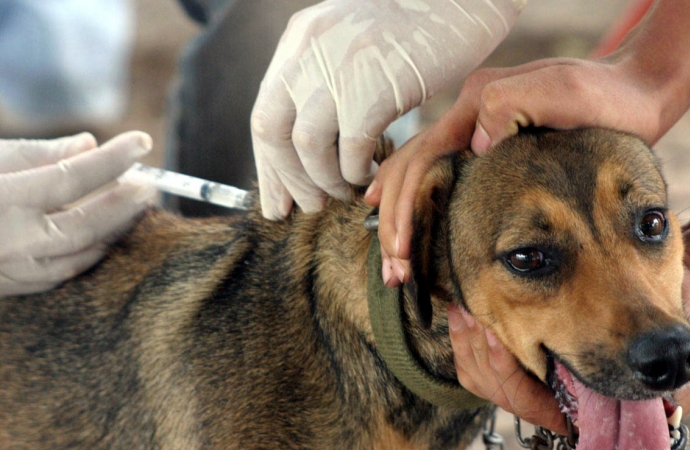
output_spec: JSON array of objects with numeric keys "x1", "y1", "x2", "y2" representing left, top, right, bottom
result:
[
  {"x1": 306, "y1": 195, "x2": 461, "y2": 387},
  {"x1": 365, "y1": 234, "x2": 487, "y2": 409}
]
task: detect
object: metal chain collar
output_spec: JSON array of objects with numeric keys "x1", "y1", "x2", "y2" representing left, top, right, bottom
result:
[
  {"x1": 482, "y1": 412, "x2": 577, "y2": 450},
  {"x1": 484, "y1": 411, "x2": 689, "y2": 450}
]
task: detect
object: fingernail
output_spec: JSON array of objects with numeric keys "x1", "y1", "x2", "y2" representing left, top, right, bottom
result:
[
  {"x1": 382, "y1": 257, "x2": 392, "y2": 286},
  {"x1": 130, "y1": 133, "x2": 153, "y2": 158},
  {"x1": 448, "y1": 305, "x2": 465, "y2": 331},
  {"x1": 471, "y1": 123, "x2": 491, "y2": 155},
  {"x1": 60, "y1": 132, "x2": 97, "y2": 156},
  {"x1": 391, "y1": 258, "x2": 406, "y2": 283},
  {"x1": 485, "y1": 329, "x2": 499, "y2": 348},
  {"x1": 131, "y1": 144, "x2": 151, "y2": 159},
  {"x1": 364, "y1": 179, "x2": 379, "y2": 200},
  {"x1": 71, "y1": 132, "x2": 98, "y2": 151},
  {"x1": 460, "y1": 308, "x2": 476, "y2": 328},
  {"x1": 140, "y1": 133, "x2": 153, "y2": 151}
]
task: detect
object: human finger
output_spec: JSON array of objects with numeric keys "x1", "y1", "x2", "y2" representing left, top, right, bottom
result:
[
  {"x1": 448, "y1": 305, "x2": 567, "y2": 434},
  {"x1": 256, "y1": 157, "x2": 296, "y2": 220},
  {"x1": 372, "y1": 147, "x2": 412, "y2": 287},
  {"x1": 371, "y1": 113, "x2": 472, "y2": 267},
  {"x1": 0, "y1": 183, "x2": 155, "y2": 263},
  {"x1": 0, "y1": 131, "x2": 152, "y2": 210},
  {"x1": 292, "y1": 90, "x2": 351, "y2": 200},
  {"x1": 449, "y1": 305, "x2": 496, "y2": 394},
  {"x1": 337, "y1": 129, "x2": 380, "y2": 187},
  {"x1": 448, "y1": 306, "x2": 484, "y2": 393},
  {"x1": 469, "y1": 58, "x2": 659, "y2": 154},
  {"x1": 0, "y1": 245, "x2": 104, "y2": 295},
  {"x1": 390, "y1": 133, "x2": 453, "y2": 261},
  {"x1": 252, "y1": 82, "x2": 326, "y2": 217},
  {"x1": 484, "y1": 329, "x2": 567, "y2": 434},
  {"x1": 0, "y1": 132, "x2": 98, "y2": 174}
]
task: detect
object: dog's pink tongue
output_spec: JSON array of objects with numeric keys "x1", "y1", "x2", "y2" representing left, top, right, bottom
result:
[{"x1": 573, "y1": 377, "x2": 669, "y2": 449}]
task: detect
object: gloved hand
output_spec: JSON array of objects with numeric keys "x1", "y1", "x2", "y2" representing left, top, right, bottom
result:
[
  {"x1": 251, "y1": 0, "x2": 525, "y2": 219},
  {"x1": 0, "y1": 131, "x2": 157, "y2": 297}
]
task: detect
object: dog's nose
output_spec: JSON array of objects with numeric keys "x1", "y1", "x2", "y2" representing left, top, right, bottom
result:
[{"x1": 628, "y1": 325, "x2": 690, "y2": 391}]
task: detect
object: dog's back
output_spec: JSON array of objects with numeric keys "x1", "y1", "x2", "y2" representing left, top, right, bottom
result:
[
  {"x1": 1, "y1": 192, "x2": 487, "y2": 449},
  {"x1": 1, "y1": 213, "x2": 240, "y2": 448}
]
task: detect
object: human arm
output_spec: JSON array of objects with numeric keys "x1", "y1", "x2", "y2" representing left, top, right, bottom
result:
[
  {"x1": 0, "y1": 132, "x2": 156, "y2": 297},
  {"x1": 251, "y1": 0, "x2": 525, "y2": 219},
  {"x1": 365, "y1": 0, "x2": 690, "y2": 286}
]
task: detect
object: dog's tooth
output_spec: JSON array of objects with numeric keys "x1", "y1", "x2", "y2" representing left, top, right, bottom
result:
[
  {"x1": 669, "y1": 406, "x2": 683, "y2": 430},
  {"x1": 672, "y1": 429, "x2": 681, "y2": 440}
]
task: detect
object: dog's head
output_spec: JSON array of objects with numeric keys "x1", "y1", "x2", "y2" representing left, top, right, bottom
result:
[{"x1": 412, "y1": 128, "x2": 688, "y2": 449}]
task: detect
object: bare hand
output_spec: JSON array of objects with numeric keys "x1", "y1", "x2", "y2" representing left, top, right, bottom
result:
[
  {"x1": 447, "y1": 304, "x2": 567, "y2": 435},
  {"x1": 366, "y1": 0, "x2": 690, "y2": 286},
  {"x1": 365, "y1": 55, "x2": 687, "y2": 286}
]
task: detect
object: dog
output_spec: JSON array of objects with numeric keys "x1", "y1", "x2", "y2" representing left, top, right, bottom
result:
[{"x1": 1, "y1": 128, "x2": 689, "y2": 450}]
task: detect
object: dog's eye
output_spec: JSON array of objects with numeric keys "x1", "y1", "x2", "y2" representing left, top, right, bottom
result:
[
  {"x1": 500, "y1": 246, "x2": 559, "y2": 278},
  {"x1": 636, "y1": 210, "x2": 667, "y2": 242},
  {"x1": 506, "y1": 248, "x2": 546, "y2": 273}
]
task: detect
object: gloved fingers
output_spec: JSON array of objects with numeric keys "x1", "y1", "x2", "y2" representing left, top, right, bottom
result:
[
  {"x1": 22, "y1": 182, "x2": 156, "y2": 260},
  {"x1": 338, "y1": 109, "x2": 384, "y2": 186},
  {"x1": 292, "y1": 90, "x2": 350, "y2": 200},
  {"x1": 257, "y1": 159, "x2": 296, "y2": 220},
  {"x1": 252, "y1": 80, "x2": 301, "y2": 219},
  {"x1": 0, "y1": 245, "x2": 104, "y2": 291},
  {"x1": 253, "y1": 84, "x2": 329, "y2": 217},
  {"x1": 0, "y1": 131, "x2": 152, "y2": 210},
  {"x1": 273, "y1": 157, "x2": 328, "y2": 215},
  {"x1": 254, "y1": 134, "x2": 330, "y2": 218},
  {"x1": 0, "y1": 132, "x2": 98, "y2": 174},
  {"x1": 338, "y1": 130, "x2": 381, "y2": 187},
  {"x1": 0, "y1": 276, "x2": 59, "y2": 298},
  {"x1": 256, "y1": 122, "x2": 344, "y2": 217}
]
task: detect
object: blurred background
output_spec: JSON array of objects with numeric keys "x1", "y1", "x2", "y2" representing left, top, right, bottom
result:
[
  {"x1": 0, "y1": 1, "x2": 688, "y2": 447},
  {"x1": 0, "y1": 0, "x2": 687, "y2": 221}
]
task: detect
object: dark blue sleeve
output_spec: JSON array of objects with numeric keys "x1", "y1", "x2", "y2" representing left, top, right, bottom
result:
[{"x1": 177, "y1": 0, "x2": 208, "y2": 24}]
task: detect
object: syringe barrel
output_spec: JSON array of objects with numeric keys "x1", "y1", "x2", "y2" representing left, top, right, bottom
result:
[{"x1": 202, "y1": 183, "x2": 252, "y2": 210}]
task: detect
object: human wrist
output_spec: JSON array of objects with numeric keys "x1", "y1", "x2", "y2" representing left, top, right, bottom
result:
[{"x1": 604, "y1": 0, "x2": 690, "y2": 143}]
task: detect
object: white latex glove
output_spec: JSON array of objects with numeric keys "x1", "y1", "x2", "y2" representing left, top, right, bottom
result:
[
  {"x1": 251, "y1": 0, "x2": 525, "y2": 219},
  {"x1": 0, "y1": 131, "x2": 157, "y2": 297}
]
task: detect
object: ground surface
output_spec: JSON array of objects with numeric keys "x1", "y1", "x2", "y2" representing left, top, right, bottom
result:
[{"x1": 4, "y1": 0, "x2": 689, "y2": 448}]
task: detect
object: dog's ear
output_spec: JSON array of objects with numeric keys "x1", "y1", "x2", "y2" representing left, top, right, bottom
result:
[{"x1": 408, "y1": 155, "x2": 459, "y2": 329}]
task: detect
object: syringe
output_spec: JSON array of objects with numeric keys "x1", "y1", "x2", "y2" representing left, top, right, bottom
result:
[{"x1": 120, "y1": 163, "x2": 252, "y2": 210}]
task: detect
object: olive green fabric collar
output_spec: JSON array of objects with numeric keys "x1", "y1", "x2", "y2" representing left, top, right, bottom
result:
[{"x1": 367, "y1": 234, "x2": 488, "y2": 410}]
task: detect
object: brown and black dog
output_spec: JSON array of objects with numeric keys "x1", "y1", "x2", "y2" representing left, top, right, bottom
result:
[{"x1": 1, "y1": 128, "x2": 689, "y2": 449}]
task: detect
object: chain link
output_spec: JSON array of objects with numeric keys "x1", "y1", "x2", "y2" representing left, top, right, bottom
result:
[
  {"x1": 482, "y1": 410, "x2": 505, "y2": 450},
  {"x1": 487, "y1": 415, "x2": 577, "y2": 450},
  {"x1": 487, "y1": 413, "x2": 688, "y2": 450}
]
